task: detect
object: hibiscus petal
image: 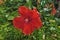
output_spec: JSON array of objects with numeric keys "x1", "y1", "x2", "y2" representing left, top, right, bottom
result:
[
  {"x1": 31, "y1": 17, "x2": 42, "y2": 29},
  {"x1": 22, "y1": 23, "x2": 35, "y2": 35},
  {"x1": 13, "y1": 16, "x2": 25, "y2": 29},
  {"x1": 32, "y1": 7, "x2": 40, "y2": 18},
  {"x1": 18, "y1": 6, "x2": 31, "y2": 16}
]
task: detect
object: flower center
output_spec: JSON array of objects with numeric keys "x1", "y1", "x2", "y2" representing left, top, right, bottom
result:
[{"x1": 25, "y1": 18, "x2": 29, "y2": 23}]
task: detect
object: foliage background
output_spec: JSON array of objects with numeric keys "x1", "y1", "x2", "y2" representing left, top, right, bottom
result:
[{"x1": 0, "y1": 0, "x2": 60, "y2": 40}]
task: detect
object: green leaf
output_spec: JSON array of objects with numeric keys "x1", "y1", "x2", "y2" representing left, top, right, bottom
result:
[{"x1": 7, "y1": 16, "x2": 14, "y2": 20}]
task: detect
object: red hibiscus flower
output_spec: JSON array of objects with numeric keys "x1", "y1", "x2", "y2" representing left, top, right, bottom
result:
[{"x1": 13, "y1": 6, "x2": 42, "y2": 35}]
